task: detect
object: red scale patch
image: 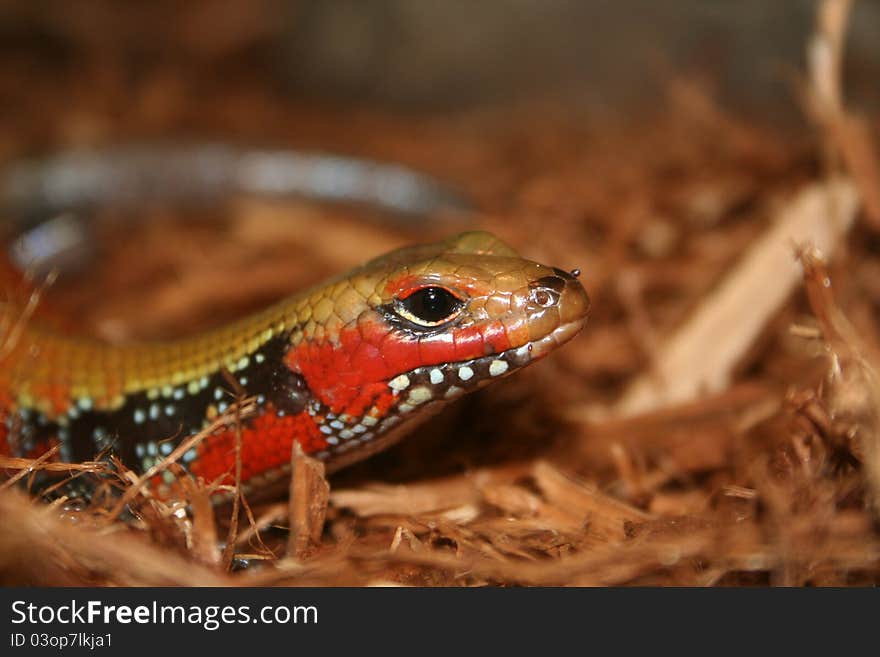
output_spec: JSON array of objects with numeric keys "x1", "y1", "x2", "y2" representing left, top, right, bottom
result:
[
  {"x1": 189, "y1": 409, "x2": 326, "y2": 485},
  {"x1": 286, "y1": 316, "x2": 514, "y2": 416}
]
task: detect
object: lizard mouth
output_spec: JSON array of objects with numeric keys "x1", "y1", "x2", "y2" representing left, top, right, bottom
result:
[
  {"x1": 526, "y1": 315, "x2": 589, "y2": 360},
  {"x1": 316, "y1": 313, "x2": 589, "y2": 460},
  {"x1": 392, "y1": 314, "x2": 589, "y2": 402}
]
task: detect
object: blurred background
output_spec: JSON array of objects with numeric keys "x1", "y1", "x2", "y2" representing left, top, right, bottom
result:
[{"x1": 1, "y1": 0, "x2": 879, "y2": 118}]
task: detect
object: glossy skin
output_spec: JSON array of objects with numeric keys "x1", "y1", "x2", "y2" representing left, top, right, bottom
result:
[{"x1": 0, "y1": 231, "x2": 589, "y2": 498}]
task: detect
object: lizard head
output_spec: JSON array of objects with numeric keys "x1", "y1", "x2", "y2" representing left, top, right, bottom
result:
[
  {"x1": 285, "y1": 231, "x2": 590, "y2": 468},
  {"x1": 368, "y1": 229, "x2": 589, "y2": 363}
]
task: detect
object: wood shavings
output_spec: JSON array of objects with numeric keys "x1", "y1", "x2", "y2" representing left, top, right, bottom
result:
[
  {"x1": 3, "y1": 0, "x2": 880, "y2": 586},
  {"x1": 614, "y1": 178, "x2": 859, "y2": 418},
  {"x1": 799, "y1": 249, "x2": 880, "y2": 515},
  {"x1": 530, "y1": 461, "x2": 650, "y2": 542},
  {"x1": 288, "y1": 442, "x2": 330, "y2": 559}
]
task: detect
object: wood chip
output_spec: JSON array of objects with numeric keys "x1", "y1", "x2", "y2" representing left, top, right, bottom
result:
[
  {"x1": 614, "y1": 179, "x2": 859, "y2": 417},
  {"x1": 531, "y1": 461, "x2": 651, "y2": 542},
  {"x1": 288, "y1": 442, "x2": 330, "y2": 559}
]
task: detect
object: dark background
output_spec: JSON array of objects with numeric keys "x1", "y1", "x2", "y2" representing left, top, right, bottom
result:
[{"x1": 1, "y1": 0, "x2": 878, "y2": 115}]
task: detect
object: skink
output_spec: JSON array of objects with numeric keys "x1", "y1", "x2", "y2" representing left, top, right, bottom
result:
[{"x1": 0, "y1": 148, "x2": 589, "y2": 500}]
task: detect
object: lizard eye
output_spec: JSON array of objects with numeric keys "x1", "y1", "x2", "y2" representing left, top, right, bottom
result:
[{"x1": 394, "y1": 286, "x2": 464, "y2": 327}]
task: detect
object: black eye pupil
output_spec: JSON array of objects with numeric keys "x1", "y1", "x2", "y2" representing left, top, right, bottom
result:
[{"x1": 401, "y1": 287, "x2": 459, "y2": 323}]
